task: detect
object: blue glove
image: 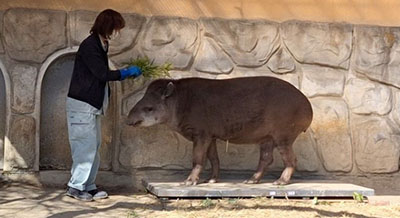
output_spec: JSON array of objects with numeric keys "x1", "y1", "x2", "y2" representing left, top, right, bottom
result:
[{"x1": 120, "y1": 66, "x2": 142, "y2": 80}]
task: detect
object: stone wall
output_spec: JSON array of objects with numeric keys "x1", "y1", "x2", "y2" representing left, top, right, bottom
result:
[
  {"x1": 2, "y1": 0, "x2": 400, "y2": 27},
  {"x1": 0, "y1": 70, "x2": 5, "y2": 169},
  {"x1": 1, "y1": 8, "x2": 400, "y2": 177}
]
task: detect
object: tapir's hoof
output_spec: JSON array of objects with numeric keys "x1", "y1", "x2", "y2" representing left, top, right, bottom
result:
[
  {"x1": 243, "y1": 179, "x2": 260, "y2": 184},
  {"x1": 205, "y1": 178, "x2": 218, "y2": 184},
  {"x1": 182, "y1": 179, "x2": 198, "y2": 186},
  {"x1": 272, "y1": 179, "x2": 289, "y2": 186}
]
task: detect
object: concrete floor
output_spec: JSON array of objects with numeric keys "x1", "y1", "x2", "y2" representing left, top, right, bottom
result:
[
  {"x1": 3, "y1": 169, "x2": 400, "y2": 195},
  {"x1": 1, "y1": 180, "x2": 400, "y2": 218},
  {"x1": 0, "y1": 182, "x2": 156, "y2": 218},
  {"x1": 2, "y1": 171, "x2": 400, "y2": 218}
]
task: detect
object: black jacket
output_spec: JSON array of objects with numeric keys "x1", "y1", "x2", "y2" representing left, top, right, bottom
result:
[{"x1": 68, "y1": 34, "x2": 121, "y2": 109}]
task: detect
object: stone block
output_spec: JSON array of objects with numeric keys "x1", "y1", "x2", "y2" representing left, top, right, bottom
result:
[
  {"x1": 119, "y1": 124, "x2": 192, "y2": 169},
  {"x1": 169, "y1": 70, "x2": 199, "y2": 80},
  {"x1": 70, "y1": 11, "x2": 145, "y2": 55},
  {"x1": 6, "y1": 116, "x2": 36, "y2": 169},
  {"x1": 301, "y1": 65, "x2": 345, "y2": 97},
  {"x1": 310, "y1": 98, "x2": 352, "y2": 172},
  {"x1": 344, "y1": 78, "x2": 392, "y2": 115},
  {"x1": 201, "y1": 18, "x2": 279, "y2": 67},
  {"x1": 68, "y1": 10, "x2": 97, "y2": 45},
  {"x1": 293, "y1": 130, "x2": 321, "y2": 172},
  {"x1": 271, "y1": 73, "x2": 300, "y2": 89},
  {"x1": 10, "y1": 64, "x2": 37, "y2": 114},
  {"x1": 140, "y1": 16, "x2": 199, "y2": 69},
  {"x1": 281, "y1": 21, "x2": 352, "y2": 69},
  {"x1": 121, "y1": 83, "x2": 149, "y2": 115},
  {"x1": 267, "y1": 46, "x2": 296, "y2": 74},
  {"x1": 194, "y1": 37, "x2": 234, "y2": 74},
  {"x1": 0, "y1": 11, "x2": 4, "y2": 54},
  {"x1": 390, "y1": 88, "x2": 400, "y2": 126},
  {"x1": 216, "y1": 141, "x2": 259, "y2": 170},
  {"x1": 0, "y1": 68, "x2": 4, "y2": 169},
  {"x1": 109, "y1": 13, "x2": 146, "y2": 55},
  {"x1": 351, "y1": 115, "x2": 400, "y2": 173},
  {"x1": 216, "y1": 71, "x2": 300, "y2": 89},
  {"x1": 3, "y1": 8, "x2": 67, "y2": 63},
  {"x1": 69, "y1": 10, "x2": 146, "y2": 50},
  {"x1": 109, "y1": 46, "x2": 142, "y2": 68},
  {"x1": 353, "y1": 26, "x2": 400, "y2": 89}
]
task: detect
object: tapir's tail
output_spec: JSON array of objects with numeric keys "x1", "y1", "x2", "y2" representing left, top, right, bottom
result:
[{"x1": 302, "y1": 101, "x2": 313, "y2": 133}]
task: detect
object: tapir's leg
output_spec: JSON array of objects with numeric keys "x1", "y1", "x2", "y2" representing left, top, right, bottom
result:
[
  {"x1": 184, "y1": 136, "x2": 211, "y2": 186},
  {"x1": 244, "y1": 137, "x2": 274, "y2": 184},
  {"x1": 205, "y1": 139, "x2": 219, "y2": 183},
  {"x1": 273, "y1": 141, "x2": 297, "y2": 185}
]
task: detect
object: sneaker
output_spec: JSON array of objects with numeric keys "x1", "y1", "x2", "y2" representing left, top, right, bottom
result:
[
  {"x1": 66, "y1": 187, "x2": 93, "y2": 201},
  {"x1": 88, "y1": 189, "x2": 108, "y2": 200}
]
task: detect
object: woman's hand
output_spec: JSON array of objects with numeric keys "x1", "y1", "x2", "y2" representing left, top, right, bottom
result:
[{"x1": 119, "y1": 66, "x2": 142, "y2": 80}]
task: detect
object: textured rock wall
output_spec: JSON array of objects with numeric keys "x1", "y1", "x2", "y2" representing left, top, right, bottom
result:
[
  {"x1": 116, "y1": 17, "x2": 400, "y2": 175},
  {"x1": 0, "y1": 70, "x2": 5, "y2": 169},
  {"x1": 0, "y1": 8, "x2": 399, "y2": 176}
]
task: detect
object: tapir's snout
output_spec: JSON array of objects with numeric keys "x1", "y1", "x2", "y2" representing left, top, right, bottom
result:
[
  {"x1": 125, "y1": 118, "x2": 133, "y2": 126},
  {"x1": 125, "y1": 115, "x2": 143, "y2": 126},
  {"x1": 126, "y1": 107, "x2": 143, "y2": 126},
  {"x1": 126, "y1": 119, "x2": 143, "y2": 126}
]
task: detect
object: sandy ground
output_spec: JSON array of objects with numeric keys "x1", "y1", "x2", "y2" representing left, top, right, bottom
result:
[{"x1": 1, "y1": 181, "x2": 400, "y2": 218}]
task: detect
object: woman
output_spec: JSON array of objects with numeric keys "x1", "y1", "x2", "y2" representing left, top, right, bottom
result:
[{"x1": 66, "y1": 9, "x2": 141, "y2": 201}]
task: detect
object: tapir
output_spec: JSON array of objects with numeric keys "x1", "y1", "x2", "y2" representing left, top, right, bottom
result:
[{"x1": 126, "y1": 77, "x2": 313, "y2": 185}]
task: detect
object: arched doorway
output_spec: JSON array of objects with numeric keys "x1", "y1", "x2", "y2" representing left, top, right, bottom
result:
[
  {"x1": 0, "y1": 69, "x2": 5, "y2": 169},
  {"x1": 39, "y1": 54, "x2": 115, "y2": 170}
]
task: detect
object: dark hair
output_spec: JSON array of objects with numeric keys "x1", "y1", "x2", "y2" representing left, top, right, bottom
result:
[{"x1": 90, "y1": 9, "x2": 125, "y2": 39}]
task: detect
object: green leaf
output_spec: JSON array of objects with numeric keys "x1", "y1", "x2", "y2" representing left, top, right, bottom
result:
[
  {"x1": 201, "y1": 198, "x2": 214, "y2": 208},
  {"x1": 353, "y1": 192, "x2": 364, "y2": 203},
  {"x1": 312, "y1": 196, "x2": 318, "y2": 205}
]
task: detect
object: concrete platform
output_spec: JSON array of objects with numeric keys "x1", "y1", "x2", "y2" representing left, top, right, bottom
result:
[{"x1": 143, "y1": 179, "x2": 375, "y2": 198}]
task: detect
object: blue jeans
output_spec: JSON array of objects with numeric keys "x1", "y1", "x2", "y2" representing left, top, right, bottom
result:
[{"x1": 66, "y1": 111, "x2": 101, "y2": 191}]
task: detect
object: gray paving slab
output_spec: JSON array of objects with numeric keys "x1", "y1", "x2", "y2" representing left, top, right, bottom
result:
[{"x1": 143, "y1": 179, "x2": 375, "y2": 198}]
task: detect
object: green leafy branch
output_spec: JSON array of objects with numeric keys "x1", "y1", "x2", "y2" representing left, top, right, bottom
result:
[{"x1": 124, "y1": 56, "x2": 172, "y2": 79}]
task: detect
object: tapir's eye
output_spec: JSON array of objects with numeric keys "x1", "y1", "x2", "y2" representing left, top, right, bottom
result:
[{"x1": 144, "y1": 107, "x2": 153, "y2": 112}]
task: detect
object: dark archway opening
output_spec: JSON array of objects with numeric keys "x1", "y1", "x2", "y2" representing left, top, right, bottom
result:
[{"x1": 40, "y1": 54, "x2": 115, "y2": 170}]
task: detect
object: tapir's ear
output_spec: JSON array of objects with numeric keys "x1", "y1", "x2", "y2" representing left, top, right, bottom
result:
[{"x1": 162, "y1": 82, "x2": 175, "y2": 99}]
